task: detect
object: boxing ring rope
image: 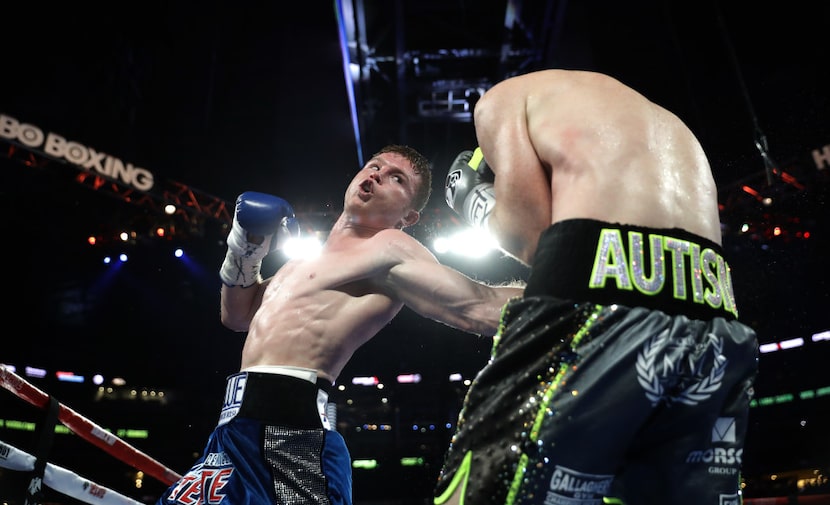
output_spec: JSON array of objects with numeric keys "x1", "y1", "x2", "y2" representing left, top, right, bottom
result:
[
  {"x1": 3, "y1": 366, "x2": 827, "y2": 504},
  {"x1": 0, "y1": 440, "x2": 144, "y2": 505},
  {"x1": 0, "y1": 365, "x2": 181, "y2": 494}
]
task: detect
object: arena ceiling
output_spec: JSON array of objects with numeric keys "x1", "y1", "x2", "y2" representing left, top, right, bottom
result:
[{"x1": 3, "y1": 0, "x2": 827, "y2": 356}]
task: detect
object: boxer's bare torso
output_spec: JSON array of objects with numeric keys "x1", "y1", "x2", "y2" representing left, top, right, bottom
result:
[
  {"x1": 223, "y1": 152, "x2": 523, "y2": 383},
  {"x1": 240, "y1": 228, "x2": 421, "y2": 384}
]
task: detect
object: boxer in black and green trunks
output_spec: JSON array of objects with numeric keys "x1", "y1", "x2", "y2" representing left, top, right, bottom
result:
[
  {"x1": 165, "y1": 145, "x2": 522, "y2": 504},
  {"x1": 434, "y1": 219, "x2": 757, "y2": 505},
  {"x1": 439, "y1": 70, "x2": 758, "y2": 505}
]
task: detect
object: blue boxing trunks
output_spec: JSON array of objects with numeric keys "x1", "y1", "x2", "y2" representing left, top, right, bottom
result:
[
  {"x1": 434, "y1": 219, "x2": 759, "y2": 505},
  {"x1": 156, "y1": 366, "x2": 352, "y2": 505}
]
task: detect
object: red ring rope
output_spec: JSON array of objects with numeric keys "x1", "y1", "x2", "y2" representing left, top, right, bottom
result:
[{"x1": 0, "y1": 365, "x2": 181, "y2": 485}]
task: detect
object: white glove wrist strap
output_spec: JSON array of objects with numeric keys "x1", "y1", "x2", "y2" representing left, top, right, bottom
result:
[{"x1": 219, "y1": 249, "x2": 264, "y2": 287}]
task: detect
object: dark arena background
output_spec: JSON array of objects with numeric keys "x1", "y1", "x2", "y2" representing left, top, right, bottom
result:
[{"x1": 1, "y1": 1, "x2": 828, "y2": 504}]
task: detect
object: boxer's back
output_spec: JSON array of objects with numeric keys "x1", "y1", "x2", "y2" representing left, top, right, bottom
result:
[{"x1": 476, "y1": 69, "x2": 722, "y2": 264}]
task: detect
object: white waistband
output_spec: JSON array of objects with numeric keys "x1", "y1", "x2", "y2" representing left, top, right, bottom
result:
[{"x1": 241, "y1": 365, "x2": 318, "y2": 385}]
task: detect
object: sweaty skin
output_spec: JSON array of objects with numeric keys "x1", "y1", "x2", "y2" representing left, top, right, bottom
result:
[
  {"x1": 475, "y1": 69, "x2": 722, "y2": 266},
  {"x1": 221, "y1": 152, "x2": 523, "y2": 384}
]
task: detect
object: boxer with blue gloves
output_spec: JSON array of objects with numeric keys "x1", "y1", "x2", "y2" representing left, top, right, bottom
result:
[{"x1": 157, "y1": 144, "x2": 524, "y2": 505}]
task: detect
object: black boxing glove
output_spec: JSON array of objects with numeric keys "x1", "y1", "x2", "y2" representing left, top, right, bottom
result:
[{"x1": 444, "y1": 147, "x2": 496, "y2": 229}]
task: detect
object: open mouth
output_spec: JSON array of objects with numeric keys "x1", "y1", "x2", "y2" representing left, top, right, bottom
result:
[{"x1": 360, "y1": 180, "x2": 373, "y2": 193}]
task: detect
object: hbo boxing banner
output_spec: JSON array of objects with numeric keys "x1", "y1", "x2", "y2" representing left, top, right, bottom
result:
[{"x1": 0, "y1": 113, "x2": 155, "y2": 192}]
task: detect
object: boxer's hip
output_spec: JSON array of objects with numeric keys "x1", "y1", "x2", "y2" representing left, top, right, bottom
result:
[{"x1": 219, "y1": 366, "x2": 332, "y2": 430}]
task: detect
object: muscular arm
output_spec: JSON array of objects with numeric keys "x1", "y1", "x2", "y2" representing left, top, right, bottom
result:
[
  {"x1": 375, "y1": 233, "x2": 523, "y2": 336},
  {"x1": 474, "y1": 76, "x2": 553, "y2": 264}
]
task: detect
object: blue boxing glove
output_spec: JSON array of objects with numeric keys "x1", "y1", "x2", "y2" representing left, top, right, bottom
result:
[
  {"x1": 444, "y1": 147, "x2": 496, "y2": 229},
  {"x1": 219, "y1": 191, "x2": 300, "y2": 287}
]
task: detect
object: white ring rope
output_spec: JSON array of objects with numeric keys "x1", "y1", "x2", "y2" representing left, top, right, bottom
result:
[{"x1": 0, "y1": 439, "x2": 144, "y2": 505}]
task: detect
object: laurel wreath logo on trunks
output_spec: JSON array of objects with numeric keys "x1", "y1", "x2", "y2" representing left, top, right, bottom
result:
[{"x1": 636, "y1": 330, "x2": 727, "y2": 406}]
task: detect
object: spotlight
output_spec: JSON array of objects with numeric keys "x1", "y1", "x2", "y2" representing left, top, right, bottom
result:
[
  {"x1": 284, "y1": 235, "x2": 323, "y2": 259},
  {"x1": 432, "y1": 228, "x2": 498, "y2": 258},
  {"x1": 433, "y1": 236, "x2": 450, "y2": 254}
]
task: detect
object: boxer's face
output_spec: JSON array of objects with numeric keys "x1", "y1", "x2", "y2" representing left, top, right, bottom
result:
[{"x1": 345, "y1": 152, "x2": 421, "y2": 228}]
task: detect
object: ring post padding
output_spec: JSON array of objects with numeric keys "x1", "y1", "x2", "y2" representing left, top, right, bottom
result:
[{"x1": 24, "y1": 395, "x2": 60, "y2": 505}]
